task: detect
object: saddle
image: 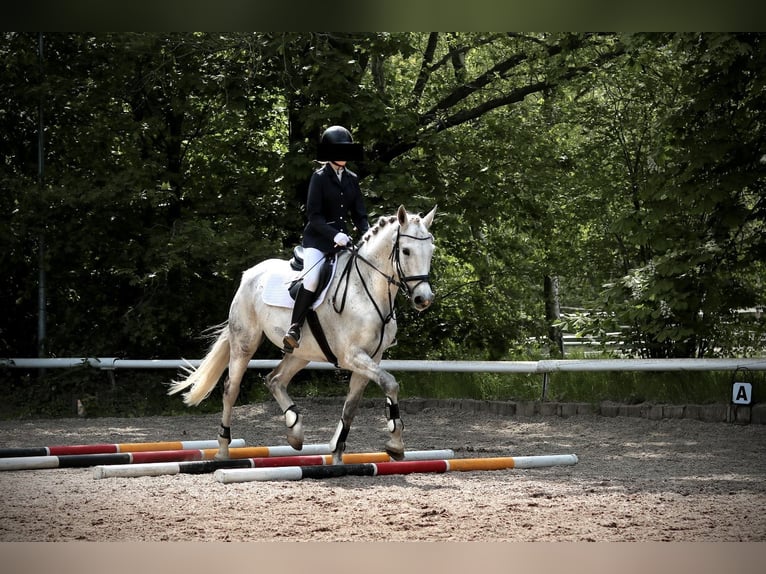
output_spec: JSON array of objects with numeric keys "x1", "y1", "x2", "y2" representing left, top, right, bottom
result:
[{"x1": 287, "y1": 246, "x2": 335, "y2": 300}]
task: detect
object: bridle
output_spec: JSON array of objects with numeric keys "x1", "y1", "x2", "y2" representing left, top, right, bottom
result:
[
  {"x1": 390, "y1": 228, "x2": 434, "y2": 299},
  {"x1": 331, "y1": 225, "x2": 433, "y2": 356}
]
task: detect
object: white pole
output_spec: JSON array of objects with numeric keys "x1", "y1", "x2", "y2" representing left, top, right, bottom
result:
[{"x1": 3, "y1": 357, "x2": 766, "y2": 373}]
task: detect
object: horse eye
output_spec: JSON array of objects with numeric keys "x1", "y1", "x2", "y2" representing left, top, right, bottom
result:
[{"x1": 402, "y1": 248, "x2": 411, "y2": 256}]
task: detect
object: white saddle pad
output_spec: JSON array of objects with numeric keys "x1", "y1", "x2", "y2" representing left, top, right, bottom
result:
[{"x1": 261, "y1": 260, "x2": 336, "y2": 310}]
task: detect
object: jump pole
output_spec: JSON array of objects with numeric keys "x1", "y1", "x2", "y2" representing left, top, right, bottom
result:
[
  {"x1": 93, "y1": 449, "x2": 456, "y2": 479},
  {"x1": 214, "y1": 454, "x2": 579, "y2": 484},
  {"x1": 0, "y1": 442, "x2": 332, "y2": 472},
  {"x1": 0, "y1": 438, "x2": 246, "y2": 458}
]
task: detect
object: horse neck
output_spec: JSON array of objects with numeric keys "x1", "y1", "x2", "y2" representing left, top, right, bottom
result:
[{"x1": 352, "y1": 228, "x2": 399, "y2": 297}]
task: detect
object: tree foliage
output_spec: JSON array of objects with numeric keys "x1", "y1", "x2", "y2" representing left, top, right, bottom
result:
[
  {"x1": 565, "y1": 33, "x2": 766, "y2": 357},
  {"x1": 2, "y1": 32, "x2": 763, "y2": 362}
]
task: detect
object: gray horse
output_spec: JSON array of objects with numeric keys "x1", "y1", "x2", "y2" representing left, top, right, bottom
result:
[{"x1": 169, "y1": 205, "x2": 436, "y2": 464}]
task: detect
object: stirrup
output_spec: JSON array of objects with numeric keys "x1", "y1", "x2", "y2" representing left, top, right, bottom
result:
[{"x1": 283, "y1": 325, "x2": 301, "y2": 352}]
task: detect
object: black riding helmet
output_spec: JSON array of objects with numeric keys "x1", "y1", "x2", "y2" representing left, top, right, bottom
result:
[{"x1": 316, "y1": 125, "x2": 363, "y2": 162}]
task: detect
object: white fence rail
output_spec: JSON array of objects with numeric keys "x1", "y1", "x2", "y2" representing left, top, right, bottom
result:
[
  {"x1": 3, "y1": 356, "x2": 765, "y2": 373},
  {"x1": 3, "y1": 356, "x2": 765, "y2": 402}
]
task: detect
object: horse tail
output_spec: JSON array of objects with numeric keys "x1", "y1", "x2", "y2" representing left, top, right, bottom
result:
[{"x1": 168, "y1": 324, "x2": 231, "y2": 406}]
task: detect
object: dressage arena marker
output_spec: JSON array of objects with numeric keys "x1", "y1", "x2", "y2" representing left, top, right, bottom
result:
[
  {"x1": 214, "y1": 454, "x2": 579, "y2": 484},
  {"x1": 92, "y1": 449, "x2": 455, "y2": 479},
  {"x1": 0, "y1": 438, "x2": 246, "y2": 458},
  {"x1": 0, "y1": 442, "x2": 334, "y2": 472}
]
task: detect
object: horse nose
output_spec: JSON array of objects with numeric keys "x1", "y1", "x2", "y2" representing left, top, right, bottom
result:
[{"x1": 413, "y1": 290, "x2": 434, "y2": 310}]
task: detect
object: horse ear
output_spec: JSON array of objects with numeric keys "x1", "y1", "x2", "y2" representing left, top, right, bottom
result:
[
  {"x1": 397, "y1": 205, "x2": 408, "y2": 225},
  {"x1": 422, "y1": 205, "x2": 437, "y2": 229}
]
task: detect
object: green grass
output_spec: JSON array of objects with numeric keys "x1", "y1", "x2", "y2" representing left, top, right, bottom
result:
[
  {"x1": 397, "y1": 363, "x2": 762, "y2": 406},
  {"x1": 539, "y1": 369, "x2": 746, "y2": 405},
  {"x1": 398, "y1": 371, "x2": 542, "y2": 401}
]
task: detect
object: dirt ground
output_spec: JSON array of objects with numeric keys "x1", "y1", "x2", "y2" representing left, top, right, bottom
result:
[{"x1": 0, "y1": 397, "x2": 765, "y2": 542}]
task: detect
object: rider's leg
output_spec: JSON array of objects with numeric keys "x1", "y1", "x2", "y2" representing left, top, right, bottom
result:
[
  {"x1": 283, "y1": 286, "x2": 315, "y2": 351},
  {"x1": 283, "y1": 247, "x2": 323, "y2": 351}
]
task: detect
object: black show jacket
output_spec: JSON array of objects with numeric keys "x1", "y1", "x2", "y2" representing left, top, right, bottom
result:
[{"x1": 303, "y1": 163, "x2": 370, "y2": 252}]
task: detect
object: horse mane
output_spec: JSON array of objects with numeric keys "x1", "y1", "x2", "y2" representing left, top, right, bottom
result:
[
  {"x1": 360, "y1": 215, "x2": 398, "y2": 245},
  {"x1": 360, "y1": 210, "x2": 428, "y2": 246}
]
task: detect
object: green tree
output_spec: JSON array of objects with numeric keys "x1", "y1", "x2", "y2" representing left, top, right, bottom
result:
[
  {"x1": 4, "y1": 32, "x2": 630, "y2": 361},
  {"x1": 350, "y1": 33, "x2": 627, "y2": 359},
  {"x1": 558, "y1": 33, "x2": 765, "y2": 357},
  {"x1": 7, "y1": 32, "x2": 759, "y2": 367},
  {"x1": 2, "y1": 33, "x2": 288, "y2": 357}
]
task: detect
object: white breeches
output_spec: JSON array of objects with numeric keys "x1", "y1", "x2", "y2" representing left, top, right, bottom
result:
[{"x1": 301, "y1": 247, "x2": 325, "y2": 292}]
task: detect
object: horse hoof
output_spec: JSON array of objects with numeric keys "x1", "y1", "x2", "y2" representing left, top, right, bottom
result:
[
  {"x1": 287, "y1": 434, "x2": 303, "y2": 450},
  {"x1": 385, "y1": 445, "x2": 405, "y2": 461},
  {"x1": 215, "y1": 441, "x2": 231, "y2": 460}
]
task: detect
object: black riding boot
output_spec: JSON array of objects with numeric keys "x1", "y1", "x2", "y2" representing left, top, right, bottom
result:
[{"x1": 283, "y1": 285, "x2": 316, "y2": 352}]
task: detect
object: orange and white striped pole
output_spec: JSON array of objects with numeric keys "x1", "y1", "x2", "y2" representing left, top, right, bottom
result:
[{"x1": 214, "y1": 454, "x2": 579, "y2": 483}]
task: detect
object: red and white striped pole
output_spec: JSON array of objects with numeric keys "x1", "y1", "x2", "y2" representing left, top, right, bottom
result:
[
  {"x1": 0, "y1": 442, "x2": 339, "y2": 471},
  {"x1": 0, "y1": 438, "x2": 246, "y2": 458}
]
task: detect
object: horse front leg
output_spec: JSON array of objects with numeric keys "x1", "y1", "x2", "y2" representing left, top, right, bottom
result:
[
  {"x1": 329, "y1": 373, "x2": 369, "y2": 464},
  {"x1": 264, "y1": 356, "x2": 309, "y2": 450},
  {"x1": 381, "y1": 374, "x2": 405, "y2": 461},
  {"x1": 344, "y1": 353, "x2": 405, "y2": 461}
]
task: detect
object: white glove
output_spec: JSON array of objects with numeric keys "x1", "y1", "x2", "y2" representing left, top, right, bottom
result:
[{"x1": 333, "y1": 232, "x2": 352, "y2": 247}]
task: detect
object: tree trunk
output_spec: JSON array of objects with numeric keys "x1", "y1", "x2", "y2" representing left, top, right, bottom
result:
[{"x1": 544, "y1": 275, "x2": 564, "y2": 358}]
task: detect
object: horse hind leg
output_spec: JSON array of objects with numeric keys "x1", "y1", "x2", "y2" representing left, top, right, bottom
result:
[
  {"x1": 216, "y1": 335, "x2": 261, "y2": 460},
  {"x1": 263, "y1": 355, "x2": 310, "y2": 450}
]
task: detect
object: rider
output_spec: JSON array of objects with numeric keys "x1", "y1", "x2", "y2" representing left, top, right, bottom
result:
[{"x1": 283, "y1": 125, "x2": 370, "y2": 352}]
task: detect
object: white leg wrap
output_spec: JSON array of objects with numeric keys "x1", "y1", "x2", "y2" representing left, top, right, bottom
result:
[
  {"x1": 284, "y1": 407, "x2": 299, "y2": 429},
  {"x1": 329, "y1": 419, "x2": 346, "y2": 452},
  {"x1": 385, "y1": 397, "x2": 401, "y2": 433}
]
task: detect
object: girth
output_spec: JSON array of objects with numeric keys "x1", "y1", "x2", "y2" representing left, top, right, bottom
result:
[{"x1": 305, "y1": 310, "x2": 339, "y2": 368}]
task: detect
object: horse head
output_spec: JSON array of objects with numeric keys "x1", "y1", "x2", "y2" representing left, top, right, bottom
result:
[{"x1": 394, "y1": 205, "x2": 436, "y2": 311}]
